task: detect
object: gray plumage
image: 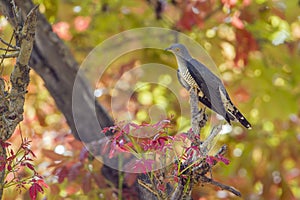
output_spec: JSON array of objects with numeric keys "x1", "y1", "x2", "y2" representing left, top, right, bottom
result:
[{"x1": 166, "y1": 43, "x2": 251, "y2": 129}]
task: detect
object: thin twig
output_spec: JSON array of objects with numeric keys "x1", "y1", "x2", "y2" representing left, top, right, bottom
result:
[
  {"x1": 0, "y1": 52, "x2": 19, "y2": 58},
  {"x1": 200, "y1": 124, "x2": 222, "y2": 156},
  {"x1": 0, "y1": 47, "x2": 19, "y2": 51},
  {"x1": 201, "y1": 175, "x2": 242, "y2": 197},
  {"x1": 0, "y1": 33, "x2": 16, "y2": 75},
  {"x1": 0, "y1": 37, "x2": 18, "y2": 49},
  {"x1": 170, "y1": 178, "x2": 185, "y2": 200}
]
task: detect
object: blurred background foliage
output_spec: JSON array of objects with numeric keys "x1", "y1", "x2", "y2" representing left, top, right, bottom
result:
[{"x1": 1, "y1": 0, "x2": 300, "y2": 199}]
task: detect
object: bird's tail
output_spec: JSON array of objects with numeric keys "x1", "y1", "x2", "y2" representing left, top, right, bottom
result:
[{"x1": 227, "y1": 106, "x2": 252, "y2": 129}]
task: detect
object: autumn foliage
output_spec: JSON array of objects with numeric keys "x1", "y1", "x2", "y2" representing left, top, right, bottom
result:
[
  {"x1": 0, "y1": 137, "x2": 47, "y2": 200},
  {"x1": 1, "y1": 0, "x2": 300, "y2": 199}
]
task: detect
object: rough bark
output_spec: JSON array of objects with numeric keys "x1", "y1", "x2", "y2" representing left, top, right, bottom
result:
[
  {"x1": 0, "y1": 147, "x2": 6, "y2": 199},
  {"x1": 0, "y1": 0, "x2": 114, "y2": 143},
  {"x1": 0, "y1": 5, "x2": 38, "y2": 199},
  {"x1": 0, "y1": 0, "x2": 120, "y2": 195}
]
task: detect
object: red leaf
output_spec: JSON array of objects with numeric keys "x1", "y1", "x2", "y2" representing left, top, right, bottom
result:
[
  {"x1": 92, "y1": 173, "x2": 106, "y2": 188},
  {"x1": 29, "y1": 184, "x2": 37, "y2": 200},
  {"x1": 174, "y1": 133, "x2": 188, "y2": 141},
  {"x1": 108, "y1": 149, "x2": 116, "y2": 159},
  {"x1": 234, "y1": 87, "x2": 250, "y2": 103},
  {"x1": 101, "y1": 125, "x2": 117, "y2": 134},
  {"x1": 36, "y1": 179, "x2": 48, "y2": 188},
  {"x1": 66, "y1": 183, "x2": 81, "y2": 195},
  {"x1": 152, "y1": 119, "x2": 170, "y2": 129},
  {"x1": 116, "y1": 140, "x2": 129, "y2": 152},
  {"x1": 231, "y1": 11, "x2": 245, "y2": 29},
  {"x1": 129, "y1": 122, "x2": 139, "y2": 129},
  {"x1": 131, "y1": 160, "x2": 147, "y2": 173},
  {"x1": 0, "y1": 161, "x2": 5, "y2": 172},
  {"x1": 67, "y1": 139, "x2": 83, "y2": 150},
  {"x1": 26, "y1": 162, "x2": 35, "y2": 171},
  {"x1": 68, "y1": 162, "x2": 82, "y2": 181},
  {"x1": 173, "y1": 176, "x2": 179, "y2": 183},
  {"x1": 56, "y1": 166, "x2": 68, "y2": 183},
  {"x1": 10, "y1": 149, "x2": 14, "y2": 156},
  {"x1": 124, "y1": 173, "x2": 138, "y2": 187},
  {"x1": 222, "y1": 0, "x2": 237, "y2": 8},
  {"x1": 52, "y1": 21, "x2": 72, "y2": 41},
  {"x1": 7, "y1": 164, "x2": 12, "y2": 171},
  {"x1": 132, "y1": 159, "x2": 155, "y2": 173},
  {"x1": 101, "y1": 127, "x2": 111, "y2": 134},
  {"x1": 27, "y1": 149, "x2": 36, "y2": 158},
  {"x1": 123, "y1": 123, "x2": 130, "y2": 134},
  {"x1": 141, "y1": 139, "x2": 152, "y2": 151},
  {"x1": 216, "y1": 155, "x2": 230, "y2": 165},
  {"x1": 141, "y1": 122, "x2": 150, "y2": 127},
  {"x1": 6, "y1": 155, "x2": 15, "y2": 162},
  {"x1": 243, "y1": 0, "x2": 251, "y2": 6},
  {"x1": 79, "y1": 147, "x2": 89, "y2": 161},
  {"x1": 42, "y1": 149, "x2": 68, "y2": 161},
  {"x1": 0, "y1": 156, "x2": 5, "y2": 161},
  {"x1": 0, "y1": 140, "x2": 11, "y2": 148},
  {"x1": 206, "y1": 155, "x2": 230, "y2": 165},
  {"x1": 82, "y1": 173, "x2": 92, "y2": 194},
  {"x1": 29, "y1": 182, "x2": 44, "y2": 200},
  {"x1": 157, "y1": 182, "x2": 166, "y2": 192},
  {"x1": 234, "y1": 29, "x2": 259, "y2": 66},
  {"x1": 176, "y1": 1, "x2": 212, "y2": 31},
  {"x1": 50, "y1": 185, "x2": 59, "y2": 195},
  {"x1": 114, "y1": 129, "x2": 125, "y2": 140},
  {"x1": 102, "y1": 138, "x2": 111, "y2": 154},
  {"x1": 74, "y1": 16, "x2": 91, "y2": 32},
  {"x1": 206, "y1": 156, "x2": 215, "y2": 165}
]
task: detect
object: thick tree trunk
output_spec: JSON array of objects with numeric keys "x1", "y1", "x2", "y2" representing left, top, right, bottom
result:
[
  {"x1": 0, "y1": 5, "x2": 38, "y2": 200},
  {"x1": 0, "y1": 0, "x2": 114, "y2": 142}
]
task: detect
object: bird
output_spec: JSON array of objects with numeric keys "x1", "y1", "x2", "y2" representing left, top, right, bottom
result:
[{"x1": 166, "y1": 43, "x2": 251, "y2": 129}]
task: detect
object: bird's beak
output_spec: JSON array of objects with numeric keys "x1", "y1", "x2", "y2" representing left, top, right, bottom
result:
[{"x1": 165, "y1": 47, "x2": 171, "y2": 51}]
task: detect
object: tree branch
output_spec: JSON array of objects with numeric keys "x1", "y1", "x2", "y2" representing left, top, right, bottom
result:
[
  {"x1": 0, "y1": 0, "x2": 114, "y2": 143},
  {"x1": 170, "y1": 84, "x2": 241, "y2": 198},
  {"x1": 200, "y1": 176, "x2": 241, "y2": 197},
  {"x1": 200, "y1": 124, "x2": 222, "y2": 156},
  {"x1": 0, "y1": 4, "x2": 37, "y2": 141},
  {"x1": 0, "y1": 147, "x2": 6, "y2": 199},
  {"x1": 0, "y1": 52, "x2": 19, "y2": 58},
  {"x1": 0, "y1": 0, "x2": 121, "y2": 194},
  {"x1": 0, "y1": 4, "x2": 37, "y2": 200}
]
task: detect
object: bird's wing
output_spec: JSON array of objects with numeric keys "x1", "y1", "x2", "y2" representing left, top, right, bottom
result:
[
  {"x1": 187, "y1": 59, "x2": 228, "y2": 120},
  {"x1": 177, "y1": 69, "x2": 216, "y2": 112}
]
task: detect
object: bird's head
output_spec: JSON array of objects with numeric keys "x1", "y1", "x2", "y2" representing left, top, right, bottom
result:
[{"x1": 165, "y1": 43, "x2": 191, "y2": 59}]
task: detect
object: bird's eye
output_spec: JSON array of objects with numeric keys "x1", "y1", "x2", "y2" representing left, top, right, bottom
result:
[{"x1": 175, "y1": 48, "x2": 180, "y2": 52}]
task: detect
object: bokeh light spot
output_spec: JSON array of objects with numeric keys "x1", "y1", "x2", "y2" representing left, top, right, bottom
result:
[
  {"x1": 138, "y1": 91, "x2": 153, "y2": 105},
  {"x1": 54, "y1": 145, "x2": 66, "y2": 155},
  {"x1": 263, "y1": 121, "x2": 274, "y2": 132}
]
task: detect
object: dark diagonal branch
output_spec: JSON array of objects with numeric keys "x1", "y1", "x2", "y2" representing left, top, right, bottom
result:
[
  {"x1": 0, "y1": 0, "x2": 114, "y2": 143},
  {"x1": 200, "y1": 176, "x2": 241, "y2": 197}
]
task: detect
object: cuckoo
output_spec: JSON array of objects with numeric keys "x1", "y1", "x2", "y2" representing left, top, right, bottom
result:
[{"x1": 166, "y1": 43, "x2": 251, "y2": 129}]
